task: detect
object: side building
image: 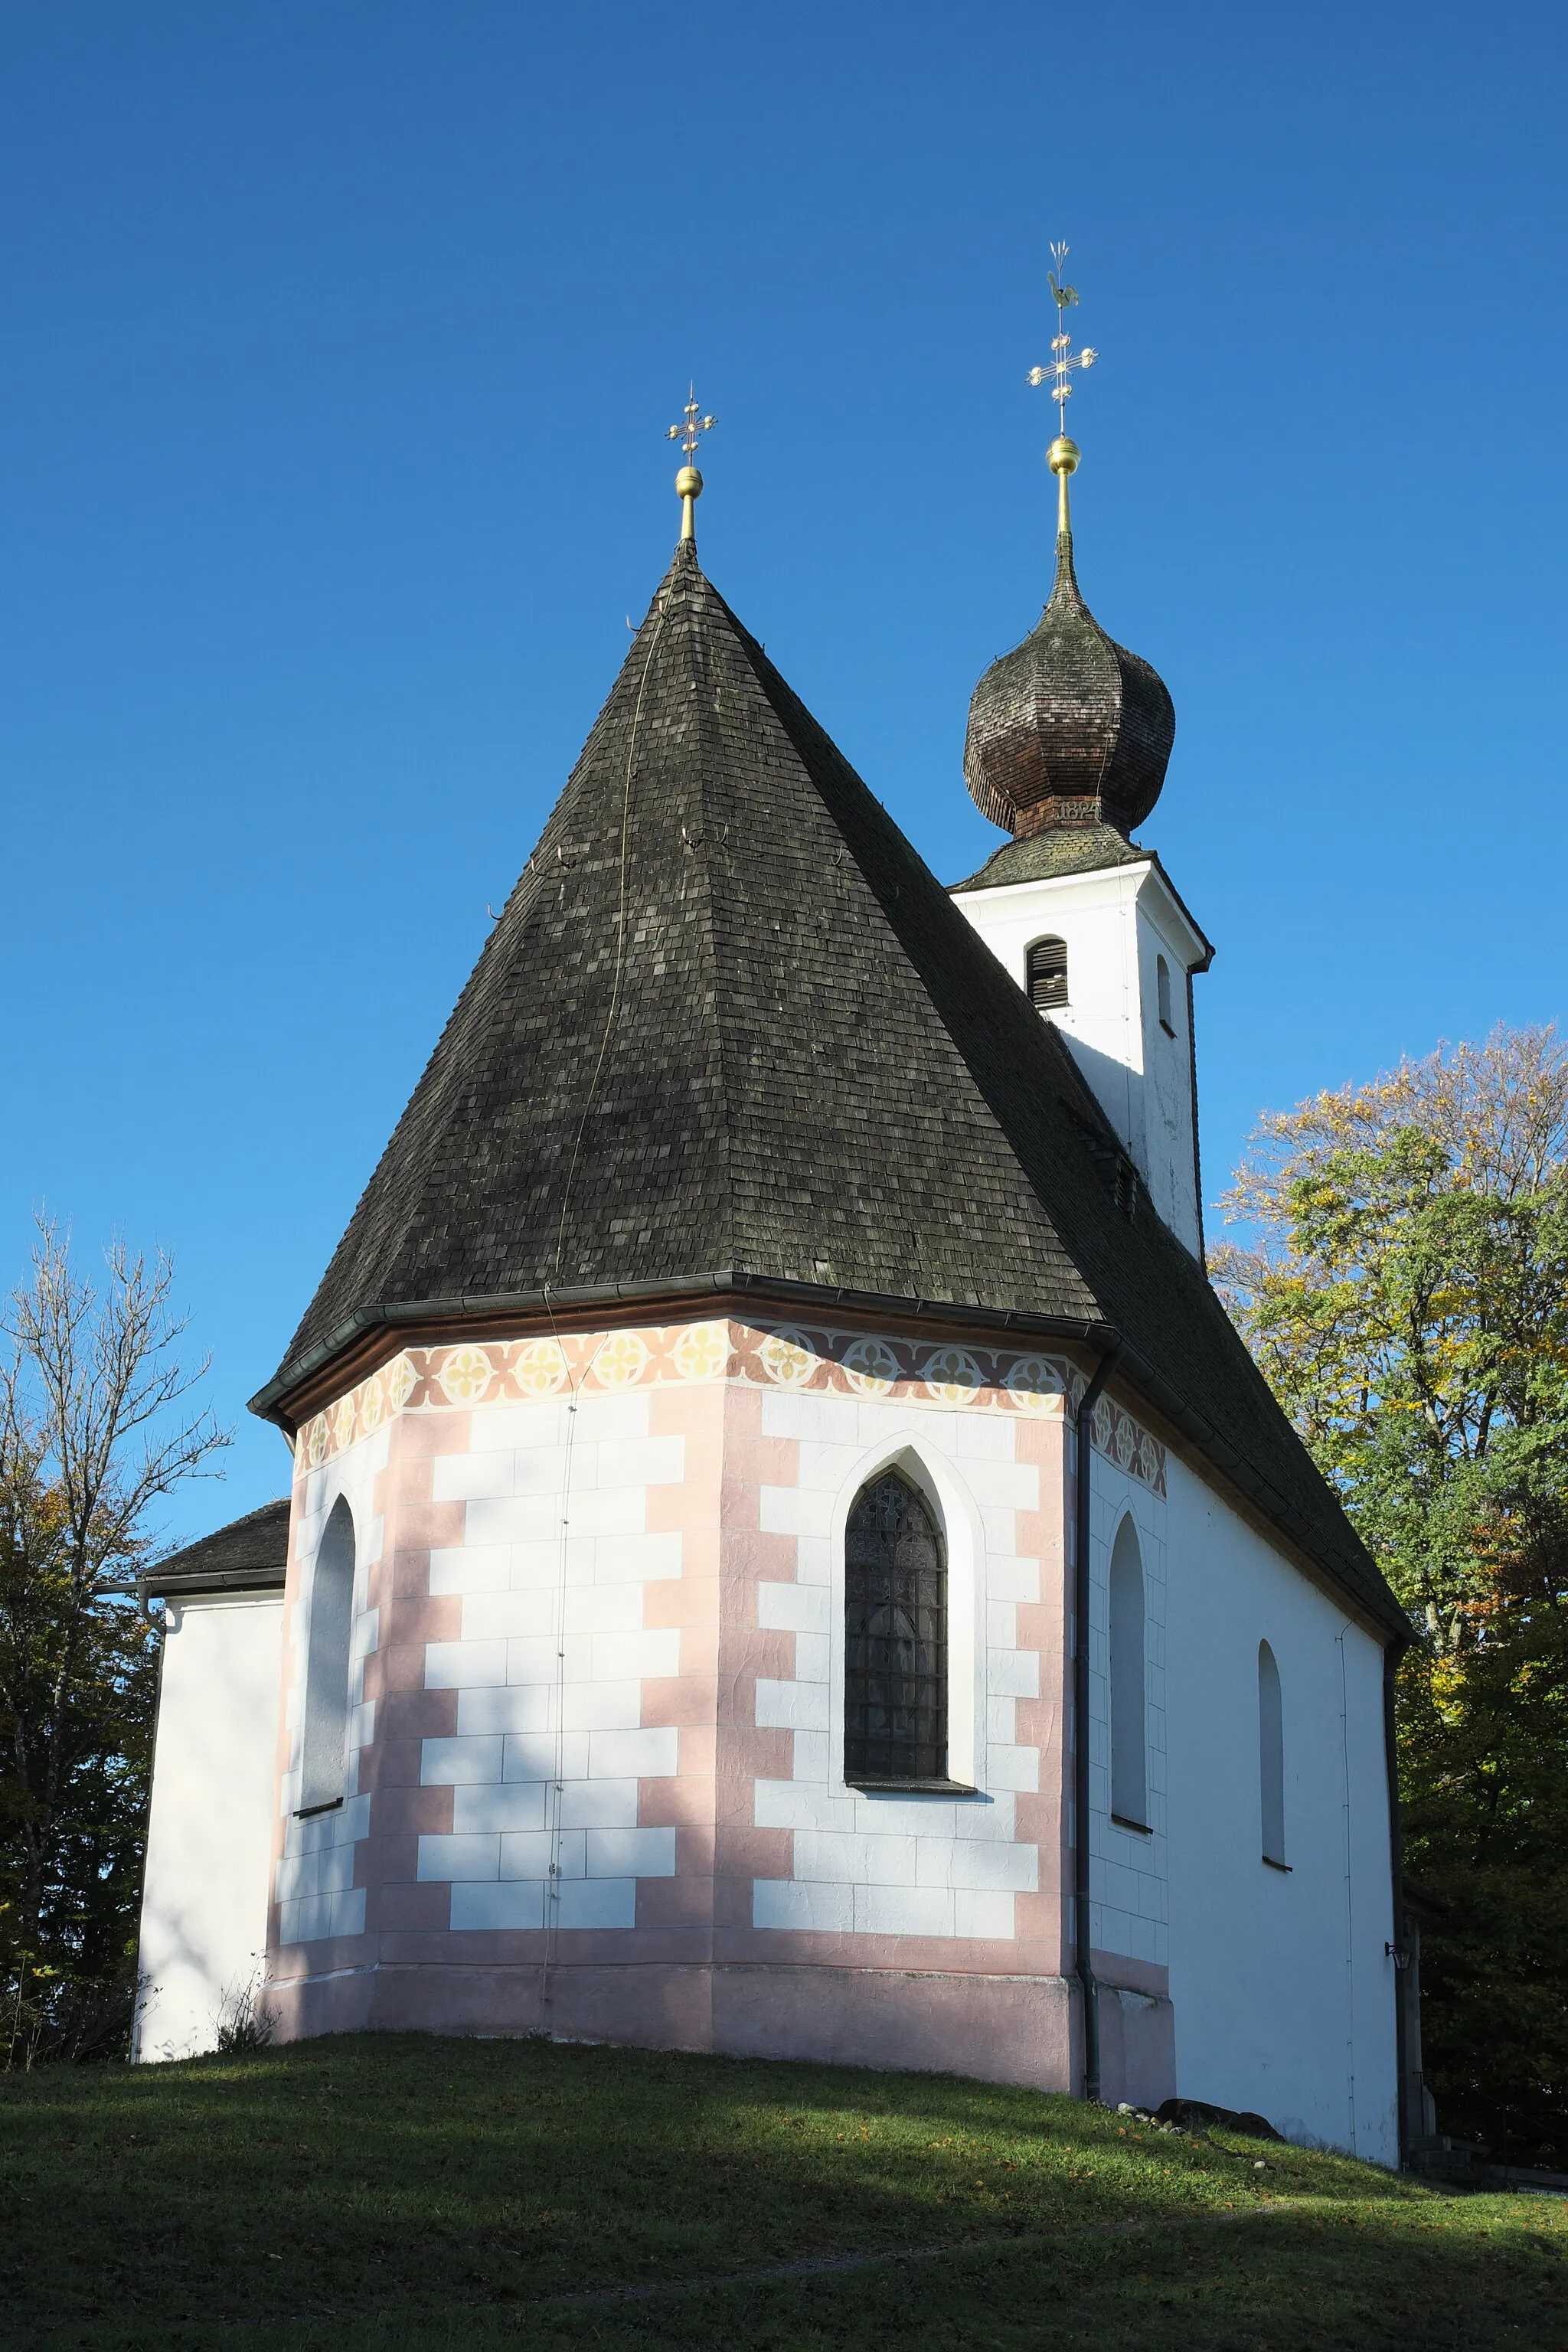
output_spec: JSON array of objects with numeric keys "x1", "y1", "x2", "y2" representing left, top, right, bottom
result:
[{"x1": 135, "y1": 1501, "x2": 289, "y2": 2062}]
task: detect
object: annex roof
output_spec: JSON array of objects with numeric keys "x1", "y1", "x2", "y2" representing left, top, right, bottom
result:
[
  {"x1": 252, "y1": 538, "x2": 1403, "y2": 1638},
  {"x1": 140, "y1": 1498, "x2": 291, "y2": 1602}
]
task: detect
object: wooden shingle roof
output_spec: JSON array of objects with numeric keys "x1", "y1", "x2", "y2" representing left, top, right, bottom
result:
[
  {"x1": 140, "y1": 1498, "x2": 290, "y2": 1600},
  {"x1": 251, "y1": 539, "x2": 1403, "y2": 1638}
]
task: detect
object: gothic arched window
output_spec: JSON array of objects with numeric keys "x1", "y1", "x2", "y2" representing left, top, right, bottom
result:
[
  {"x1": 1109, "y1": 1516, "x2": 1148, "y2": 1829},
  {"x1": 299, "y1": 1496, "x2": 356, "y2": 1815},
  {"x1": 1156, "y1": 953, "x2": 1174, "y2": 1034},
  {"x1": 844, "y1": 1470, "x2": 947, "y2": 1785},
  {"x1": 1259, "y1": 1640, "x2": 1286, "y2": 1866},
  {"x1": 1027, "y1": 935, "x2": 1069, "y2": 1011}
]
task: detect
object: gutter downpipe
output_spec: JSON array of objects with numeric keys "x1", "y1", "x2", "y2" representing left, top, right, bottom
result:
[
  {"x1": 1383, "y1": 1635, "x2": 1411, "y2": 2164},
  {"x1": 1075, "y1": 1336, "x2": 1123, "y2": 2107}
]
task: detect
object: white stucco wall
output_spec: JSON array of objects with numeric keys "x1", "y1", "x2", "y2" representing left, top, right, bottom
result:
[
  {"x1": 133, "y1": 1592, "x2": 285, "y2": 2062},
  {"x1": 275, "y1": 1426, "x2": 387, "y2": 1942},
  {"x1": 750, "y1": 1388, "x2": 1047, "y2": 1941},
  {"x1": 1083, "y1": 1443, "x2": 1168, "y2": 1971},
  {"x1": 415, "y1": 1387, "x2": 685, "y2": 1933},
  {"x1": 394, "y1": 1365, "x2": 1073, "y2": 1945},
  {"x1": 1162, "y1": 1451, "x2": 1399, "y2": 2164},
  {"x1": 952, "y1": 861, "x2": 1206, "y2": 1256}
]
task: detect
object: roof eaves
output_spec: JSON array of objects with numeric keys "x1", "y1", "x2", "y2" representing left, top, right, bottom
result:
[
  {"x1": 1142, "y1": 852, "x2": 1215, "y2": 972},
  {"x1": 949, "y1": 839, "x2": 1214, "y2": 972},
  {"x1": 139, "y1": 1562, "x2": 287, "y2": 1604},
  {"x1": 247, "y1": 1271, "x2": 749, "y2": 1422},
  {"x1": 248, "y1": 1268, "x2": 1398, "y2": 1638}
]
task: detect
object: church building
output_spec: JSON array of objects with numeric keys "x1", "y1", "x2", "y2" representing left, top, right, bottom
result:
[{"x1": 134, "y1": 361, "x2": 1413, "y2": 2165}]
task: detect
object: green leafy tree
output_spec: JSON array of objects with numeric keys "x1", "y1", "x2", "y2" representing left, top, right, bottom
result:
[
  {"x1": 1, "y1": 1219, "x2": 227, "y2": 2066},
  {"x1": 1214, "y1": 1026, "x2": 1568, "y2": 2164}
]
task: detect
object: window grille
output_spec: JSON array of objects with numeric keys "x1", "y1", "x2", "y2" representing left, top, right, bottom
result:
[
  {"x1": 844, "y1": 1471, "x2": 947, "y2": 1783},
  {"x1": 1027, "y1": 935, "x2": 1069, "y2": 1011}
]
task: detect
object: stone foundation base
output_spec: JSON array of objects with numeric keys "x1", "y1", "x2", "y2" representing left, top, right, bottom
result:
[{"x1": 266, "y1": 1961, "x2": 1174, "y2": 2107}]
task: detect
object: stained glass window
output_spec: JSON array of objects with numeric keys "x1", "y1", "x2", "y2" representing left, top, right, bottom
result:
[{"x1": 844, "y1": 1470, "x2": 947, "y2": 1784}]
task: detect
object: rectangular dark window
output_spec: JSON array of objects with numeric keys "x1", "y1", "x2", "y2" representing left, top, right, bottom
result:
[{"x1": 844, "y1": 1472, "x2": 947, "y2": 1783}]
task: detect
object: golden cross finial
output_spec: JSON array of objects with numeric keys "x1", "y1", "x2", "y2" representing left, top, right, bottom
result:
[
  {"x1": 667, "y1": 386, "x2": 717, "y2": 462},
  {"x1": 666, "y1": 385, "x2": 716, "y2": 542},
  {"x1": 1027, "y1": 243, "x2": 1098, "y2": 531},
  {"x1": 1027, "y1": 241, "x2": 1099, "y2": 431}
]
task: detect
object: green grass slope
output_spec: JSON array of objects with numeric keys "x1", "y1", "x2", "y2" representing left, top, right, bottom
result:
[{"x1": 2, "y1": 2033, "x2": 1563, "y2": 2350}]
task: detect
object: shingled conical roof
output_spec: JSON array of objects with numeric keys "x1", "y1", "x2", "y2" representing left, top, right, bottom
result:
[{"x1": 255, "y1": 536, "x2": 1400, "y2": 1635}]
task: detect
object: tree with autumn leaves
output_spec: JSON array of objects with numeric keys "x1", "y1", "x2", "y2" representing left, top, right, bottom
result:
[{"x1": 1215, "y1": 1026, "x2": 1568, "y2": 2164}]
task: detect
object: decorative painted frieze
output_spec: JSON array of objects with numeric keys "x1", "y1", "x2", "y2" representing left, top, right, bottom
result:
[{"x1": 294, "y1": 1318, "x2": 1165, "y2": 1495}]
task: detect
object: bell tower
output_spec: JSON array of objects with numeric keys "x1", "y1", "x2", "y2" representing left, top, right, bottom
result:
[{"x1": 950, "y1": 253, "x2": 1211, "y2": 1256}]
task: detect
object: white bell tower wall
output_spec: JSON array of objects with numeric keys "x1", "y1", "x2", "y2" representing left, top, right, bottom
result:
[{"x1": 951, "y1": 857, "x2": 1212, "y2": 1258}]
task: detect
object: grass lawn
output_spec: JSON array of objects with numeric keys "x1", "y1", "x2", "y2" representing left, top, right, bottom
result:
[{"x1": 2, "y1": 2032, "x2": 1563, "y2": 2350}]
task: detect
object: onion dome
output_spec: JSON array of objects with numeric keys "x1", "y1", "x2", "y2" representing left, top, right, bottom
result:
[{"x1": 964, "y1": 438, "x2": 1174, "y2": 840}]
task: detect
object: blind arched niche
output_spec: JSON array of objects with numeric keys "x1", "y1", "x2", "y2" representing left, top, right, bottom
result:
[
  {"x1": 299, "y1": 1496, "x2": 356, "y2": 1815},
  {"x1": 1108, "y1": 1516, "x2": 1148, "y2": 1830},
  {"x1": 1259, "y1": 1640, "x2": 1286, "y2": 1866}
]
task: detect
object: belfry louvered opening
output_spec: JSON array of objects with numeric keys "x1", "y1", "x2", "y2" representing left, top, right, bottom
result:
[
  {"x1": 1027, "y1": 935, "x2": 1069, "y2": 1011},
  {"x1": 844, "y1": 1469, "x2": 947, "y2": 1785}
]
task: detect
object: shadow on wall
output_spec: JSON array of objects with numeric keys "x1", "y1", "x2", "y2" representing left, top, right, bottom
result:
[
  {"x1": 1050, "y1": 1027, "x2": 1141, "y2": 1164},
  {"x1": 134, "y1": 1942, "x2": 276, "y2": 2066}
]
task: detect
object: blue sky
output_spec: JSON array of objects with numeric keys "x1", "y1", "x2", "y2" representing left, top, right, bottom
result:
[{"x1": 2, "y1": 1, "x2": 1564, "y2": 1546}]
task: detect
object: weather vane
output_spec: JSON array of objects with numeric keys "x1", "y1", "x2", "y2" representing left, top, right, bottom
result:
[
  {"x1": 667, "y1": 386, "x2": 716, "y2": 542},
  {"x1": 1027, "y1": 243, "x2": 1099, "y2": 437}
]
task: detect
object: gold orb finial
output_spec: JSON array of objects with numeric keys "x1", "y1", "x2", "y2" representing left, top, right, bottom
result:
[
  {"x1": 1047, "y1": 436, "x2": 1080, "y2": 477},
  {"x1": 667, "y1": 387, "x2": 716, "y2": 544}
]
